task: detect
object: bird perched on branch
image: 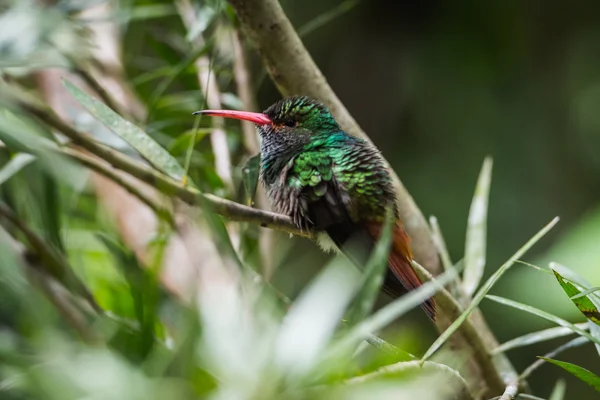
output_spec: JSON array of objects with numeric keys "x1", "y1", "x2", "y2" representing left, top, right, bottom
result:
[{"x1": 195, "y1": 96, "x2": 435, "y2": 319}]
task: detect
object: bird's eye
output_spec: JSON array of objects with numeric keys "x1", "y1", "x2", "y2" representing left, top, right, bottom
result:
[{"x1": 284, "y1": 119, "x2": 296, "y2": 128}]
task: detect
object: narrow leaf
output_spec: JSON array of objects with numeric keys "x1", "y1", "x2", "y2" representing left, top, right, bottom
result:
[
  {"x1": 541, "y1": 358, "x2": 600, "y2": 393},
  {"x1": 491, "y1": 323, "x2": 589, "y2": 354},
  {"x1": 549, "y1": 379, "x2": 567, "y2": 400},
  {"x1": 520, "y1": 336, "x2": 589, "y2": 380},
  {"x1": 167, "y1": 128, "x2": 211, "y2": 156},
  {"x1": 572, "y1": 287, "x2": 600, "y2": 300},
  {"x1": 549, "y1": 263, "x2": 600, "y2": 355},
  {"x1": 63, "y1": 79, "x2": 186, "y2": 180},
  {"x1": 242, "y1": 154, "x2": 260, "y2": 207},
  {"x1": 331, "y1": 262, "x2": 462, "y2": 359},
  {"x1": 274, "y1": 255, "x2": 361, "y2": 377},
  {"x1": 297, "y1": 0, "x2": 360, "y2": 37},
  {"x1": 552, "y1": 269, "x2": 600, "y2": 325},
  {"x1": 422, "y1": 217, "x2": 559, "y2": 362},
  {"x1": 345, "y1": 209, "x2": 394, "y2": 325},
  {"x1": 485, "y1": 295, "x2": 600, "y2": 346},
  {"x1": 429, "y1": 215, "x2": 453, "y2": 271},
  {"x1": 463, "y1": 156, "x2": 493, "y2": 296},
  {"x1": 0, "y1": 153, "x2": 35, "y2": 186}
]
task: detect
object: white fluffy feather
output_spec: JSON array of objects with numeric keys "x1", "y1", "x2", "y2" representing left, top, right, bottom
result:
[{"x1": 316, "y1": 232, "x2": 339, "y2": 253}]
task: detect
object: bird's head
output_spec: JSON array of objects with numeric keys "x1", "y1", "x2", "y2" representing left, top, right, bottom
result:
[{"x1": 194, "y1": 96, "x2": 340, "y2": 138}]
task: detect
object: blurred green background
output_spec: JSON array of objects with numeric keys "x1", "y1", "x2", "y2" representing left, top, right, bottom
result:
[
  {"x1": 266, "y1": 0, "x2": 600, "y2": 397},
  {"x1": 1, "y1": 0, "x2": 599, "y2": 398}
]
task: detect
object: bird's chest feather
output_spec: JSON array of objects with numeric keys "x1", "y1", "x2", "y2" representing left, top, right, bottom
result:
[{"x1": 259, "y1": 136, "x2": 397, "y2": 231}]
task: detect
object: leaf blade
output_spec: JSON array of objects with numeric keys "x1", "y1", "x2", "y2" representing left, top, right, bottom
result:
[
  {"x1": 552, "y1": 269, "x2": 600, "y2": 325},
  {"x1": 422, "y1": 217, "x2": 559, "y2": 362},
  {"x1": 462, "y1": 156, "x2": 493, "y2": 297},
  {"x1": 541, "y1": 358, "x2": 600, "y2": 393},
  {"x1": 62, "y1": 79, "x2": 186, "y2": 180},
  {"x1": 485, "y1": 295, "x2": 600, "y2": 346},
  {"x1": 0, "y1": 153, "x2": 35, "y2": 186}
]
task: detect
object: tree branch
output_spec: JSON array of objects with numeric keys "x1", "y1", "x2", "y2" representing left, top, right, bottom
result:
[
  {"x1": 0, "y1": 202, "x2": 100, "y2": 311},
  {"x1": 227, "y1": 0, "x2": 439, "y2": 273},
  {"x1": 18, "y1": 100, "x2": 309, "y2": 239},
  {"x1": 226, "y1": 0, "x2": 526, "y2": 397},
  {"x1": 62, "y1": 147, "x2": 175, "y2": 226}
]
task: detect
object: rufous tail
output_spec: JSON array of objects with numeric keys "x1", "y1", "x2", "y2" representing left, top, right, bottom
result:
[{"x1": 366, "y1": 222, "x2": 436, "y2": 320}]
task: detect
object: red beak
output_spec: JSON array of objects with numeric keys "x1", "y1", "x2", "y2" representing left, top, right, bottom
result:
[{"x1": 193, "y1": 109, "x2": 272, "y2": 125}]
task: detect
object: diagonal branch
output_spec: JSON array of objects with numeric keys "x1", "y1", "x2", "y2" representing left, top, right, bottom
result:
[
  {"x1": 227, "y1": 0, "x2": 439, "y2": 274},
  {"x1": 18, "y1": 99, "x2": 308, "y2": 238}
]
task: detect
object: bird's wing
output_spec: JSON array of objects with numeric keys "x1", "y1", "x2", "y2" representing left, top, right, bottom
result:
[{"x1": 286, "y1": 151, "x2": 352, "y2": 230}]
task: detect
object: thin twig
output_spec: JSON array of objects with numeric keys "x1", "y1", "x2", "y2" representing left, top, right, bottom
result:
[
  {"x1": 2, "y1": 227, "x2": 97, "y2": 342},
  {"x1": 519, "y1": 336, "x2": 589, "y2": 381},
  {"x1": 20, "y1": 100, "x2": 310, "y2": 238},
  {"x1": 231, "y1": 28, "x2": 260, "y2": 154},
  {"x1": 27, "y1": 268, "x2": 98, "y2": 343},
  {"x1": 412, "y1": 260, "x2": 523, "y2": 396},
  {"x1": 230, "y1": 26, "x2": 276, "y2": 276},
  {"x1": 72, "y1": 65, "x2": 130, "y2": 120},
  {"x1": 61, "y1": 147, "x2": 175, "y2": 226},
  {"x1": 0, "y1": 202, "x2": 100, "y2": 311},
  {"x1": 226, "y1": 0, "x2": 440, "y2": 275},
  {"x1": 500, "y1": 383, "x2": 519, "y2": 400},
  {"x1": 343, "y1": 360, "x2": 474, "y2": 400},
  {"x1": 176, "y1": 0, "x2": 234, "y2": 191}
]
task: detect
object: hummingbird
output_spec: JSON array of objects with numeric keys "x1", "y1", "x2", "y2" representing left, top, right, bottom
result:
[{"x1": 194, "y1": 96, "x2": 435, "y2": 319}]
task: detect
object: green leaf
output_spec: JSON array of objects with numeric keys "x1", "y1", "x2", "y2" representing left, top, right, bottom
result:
[
  {"x1": 62, "y1": 79, "x2": 186, "y2": 180},
  {"x1": 541, "y1": 357, "x2": 600, "y2": 393},
  {"x1": 491, "y1": 323, "x2": 589, "y2": 354},
  {"x1": 168, "y1": 128, "x2": 211, "y2": 156},
  {"x1": 549, "y1": 379, "x2": 567, "y2": 400},
  {"x1": 274, "y1": 255, "x2": 361, "y2": 378},
  {"x1": 552, "y1": 269, "x2": 600, "y2": 325},
  {"x1": 429, "y1": 215, "x2": 453, "y2": 272},
  {"x1": 297, "y1": 0, "x2": 360, "y2": 37},
  {"x1": 345, "y1": 209, "x2": 394, "y2": 326},
  {"x1": 421, "y1": 217, "x2": 559, "y2": 362},
  {"x1": 572, "y1": 287, "x2": 600, "y2": 300},
  {"x1": 0, "y1": 110, "x2": 84, "y2": 187},
  {"x1": 0, "y1": 153, "x2": 35, "y2": 186},
  {"x1": 330, "y1": 260, "x2": 463, "y2": 361},
  {"x1": 462, "y1": 156, "x2": 492, "y2": 297},
  {"x1": 520, "y1": 336, "x2": 589, "y2": 381},
  {"x1": 241, "y1": 154, "x2": 260, "y2": 207},
  {"x1": 485, "y1": 295, "x2": 600, "y2": 346}
]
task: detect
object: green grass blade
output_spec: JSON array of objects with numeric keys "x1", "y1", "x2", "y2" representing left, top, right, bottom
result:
[
  {"x1": 520, "y1": 336, "x2": 589, "y2": 380},
  {"x1": 62, "y1": 79, "x2": 186, "y2": 180},
  {"x1": 274, "y1": 255, "x2": 361, "y2": 378},
  {"x1": 572, "y1": 287, "x2": 600, "y2": 300},
  {"x1": 241, "y1": 154, "x2": 260, "y2": 207},
  {"x1": 541, "y1": 358, "x2": 600, "y2": 393},
  {"x1": 331, "y1": 263, "x2": 462, "y2": 358},
  {"x1": 549, "y1": 379, "x2": 567, "y2": 400},
  {"x1": 421, "y1": 217, "x2": 559, "y2": 362},
  {"x1": 297, "y1": 0, "x2": 360, "y2": 37},
  {"x1": 429, "y1": 215, "x2": 453, "y2": 271},
  {"x1": 551, "y1": 269, "x2": 600, "y2": 325},
  {"x1": 0, "y1": 153, "x2": 35, "y2": 186},
  {"x1": 485, "y1": 295, "x2": 600, "y2": 346},
  {"x1": 549, "y1": 264, "x2": 600, "y2": 355},
  {"x1": 345, "y1": 209, "x2": 394, "y2": 326},
  {"x1": 491, "y1": 323, "x2": 589, "y2": 355},
  {"x1": 462, "y1": 156, "x2": 493, "y2": 297}
]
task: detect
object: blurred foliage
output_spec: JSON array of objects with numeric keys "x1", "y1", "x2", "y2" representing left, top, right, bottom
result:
[{"x1": 0, "y1": 0, "x2": 599, "y2": 399}]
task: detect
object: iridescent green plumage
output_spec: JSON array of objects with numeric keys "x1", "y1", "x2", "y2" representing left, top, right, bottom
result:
[{"x1": 197, "y1": 96, "x2": 436, "y2": 319}]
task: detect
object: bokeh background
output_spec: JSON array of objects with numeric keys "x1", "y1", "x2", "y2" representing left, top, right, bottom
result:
[
  {"x1": 265, "y1": 1, "x2": 600, "y2": 397},
  {"x1": 1, "y1": 0, "x2": 599, "y2": 398}
]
